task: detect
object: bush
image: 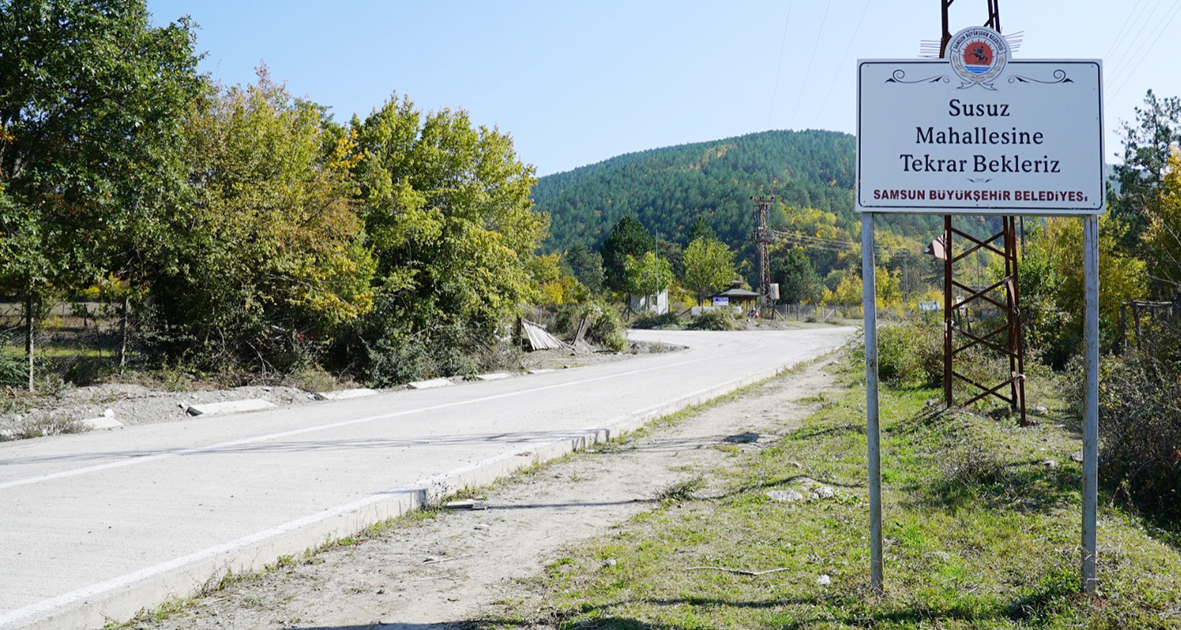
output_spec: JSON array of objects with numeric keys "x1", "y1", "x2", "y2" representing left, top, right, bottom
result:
[
  {"x1": 688, "y1": 309, "x2": 741, "y2": 331},
  {"x1": 554, "y1": 302, "x2": 627, "y2": 351},
  {"x1": 0, "y1": 336, "x2": 25, "y2": 387},
  {"x1": 856, "y1": 319, "x2": 943, "y2": 387},
  {"x1": 363, "y1": 324, "x2": 487, "y2": 387},
  {"x1": 1072, "y1": 321, "x2": 1181, "y2": 533},
  {"x1": 631, "y1": 311, "x2": 680, "y2": 330}
]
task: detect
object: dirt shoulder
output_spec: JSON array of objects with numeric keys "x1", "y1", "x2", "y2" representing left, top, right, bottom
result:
[{"x1": 125, "y1": 352, "x2": 844, "y2": 629}]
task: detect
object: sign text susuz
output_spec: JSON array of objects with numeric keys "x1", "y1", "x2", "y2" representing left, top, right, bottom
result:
[{"x1": 857, "y1": 60, "x2": 1103, "y2": 215}]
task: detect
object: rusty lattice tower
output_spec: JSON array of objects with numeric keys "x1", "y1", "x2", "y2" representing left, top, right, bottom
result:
[{"x1": 937, "y1": 0, "x2": 1027, "y2": 424}]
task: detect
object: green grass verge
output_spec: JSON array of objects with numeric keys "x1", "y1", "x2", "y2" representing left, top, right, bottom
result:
[{"x1": 504, "y1": 361, "x2": 1181, "y2": 629}]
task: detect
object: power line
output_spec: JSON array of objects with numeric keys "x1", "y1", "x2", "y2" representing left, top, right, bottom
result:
[
  {"x1": 1102, "y1": 0, "x2": 1149, "y2": 62},
  {"x1": 767, "y1": 1, "x2": 794, "y2": 127},
  {"x1": 1106, "y1": 0, "x2": 1169, "y2": 85},
  {"x1": 789, "y1": 0, "x2": 832, "y2": 130},
  {"x1": 1110, "y1": 0, "x2": 1181, "y2": 99},
  {"x1": 811, "y1": 0, "x2": 873, "y2": 129}
]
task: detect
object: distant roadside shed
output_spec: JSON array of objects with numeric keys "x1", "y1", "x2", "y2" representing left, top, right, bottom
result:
[{"x1": 710, "y1": 281, "x2": 760, "y2": 310}]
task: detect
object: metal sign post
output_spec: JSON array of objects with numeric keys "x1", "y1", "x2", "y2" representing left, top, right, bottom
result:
[
  {"x1": 861, "y1": 213, "x2": 884, "y2": 594},
  {"x1": 856, "y1": 29, "x2": 1103, "y2": 593},
  {"x1": 1082, "y1": 214, "x2": 1100, "y2": 593}
]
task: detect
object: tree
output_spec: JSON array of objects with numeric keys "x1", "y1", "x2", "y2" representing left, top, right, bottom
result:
[
  {"x1": 0, "y1": 0, "x2": 202, "y2": 387},
  {"x1": 600, "y1": 215, "x2": 655, "y2": 292},
  {"x1": 1146, "y1": 148, "x2": 1181, "y2": 293},
  {"x1": 350, "y1": 94, "x2": 546, "y2": 382},
  {"x1": 150, "y1": 71, "x2": 375, "y2": 368},
  {"x1": 1019, "y1": 216, "x2": 1146, "y2": 366},
  {"x1": 682, "y1": 238, "x2": 736, "y2": 305},
  {"x1": 771, "y1": 248, "x2": 823, "y2": 305},
  {"x1": 623, "y1": 251, "x2": 672, "y2": 311},
  {"x1": 599, "y1": 215, "x2": 656, "y2": 293},
  {"x1": 565, "y1": 243, "x2": 605, "y2": 293},
  {"x1": 1109, "y1": 90, "x2": 1181, "y2": 253},
  {"x1": 686, "y1": 215, "x2": 717, "y2": 245}
]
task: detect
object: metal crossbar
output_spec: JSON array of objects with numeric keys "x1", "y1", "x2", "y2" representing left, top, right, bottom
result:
[{"x1": 944, "y1": 215, "x2": 1027, "y2": 424}]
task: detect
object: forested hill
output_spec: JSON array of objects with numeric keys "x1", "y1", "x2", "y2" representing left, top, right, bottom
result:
[{"x1": 533, "y1": 129, "x2": 861, "y2": 252}]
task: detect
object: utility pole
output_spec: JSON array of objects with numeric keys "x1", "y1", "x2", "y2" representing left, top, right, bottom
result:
[{"x1": 751, "y1": 196, "x2": 774, "y2": 315}]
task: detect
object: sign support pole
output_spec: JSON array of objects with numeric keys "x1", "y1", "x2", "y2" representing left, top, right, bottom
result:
[
  {"x1": 1082, "y1": 214, "x2": 1100, "y2": 594},
  {"x1": 861, "y1": 212, "x2": 884, "y2": 594}
]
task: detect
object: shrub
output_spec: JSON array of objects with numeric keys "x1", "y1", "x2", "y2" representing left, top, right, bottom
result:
[
  {"x1": 688, "y1": 309, "x2": 742, "y2": 331},
  {"x1": 0, "y1": 335, "x2": 25, "y2": 387},
  {"x1": 1072, "y1": 321, "x2": 1181, "y2": 533},
  {"x1": 631, "y1": 312, "x2": 680, "y2": 330},
  {"x1": 856, "y1": 319, "x2": 943, "y2": 387},
  {"x1": 553, "y1": 302, "x2": 627, "y2": 351}
]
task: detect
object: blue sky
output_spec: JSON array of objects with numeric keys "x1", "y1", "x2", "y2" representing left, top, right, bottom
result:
[{"x1": 148, "y1": 1, "x2": 1179, "y2": 176}]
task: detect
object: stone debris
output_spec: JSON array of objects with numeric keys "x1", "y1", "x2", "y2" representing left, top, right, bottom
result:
[
  {"x1": 407, "y1": 377, "x2": 454, "y2": 390},
  {"x1": 811, "y1": 486, "x2": 836, "y2": 500},
  {"x1": 82, "y1": 409, "x2": 122, "y2": 430},
  {"x1": 767, "y1": 489, "x2": 804, "y2": 503},
  {"x1": 185, "y1": 399, "x2": 276, "y2": 417},
  {"x1": 314, "y1": 388, "x2": 378, "y2": 401}
]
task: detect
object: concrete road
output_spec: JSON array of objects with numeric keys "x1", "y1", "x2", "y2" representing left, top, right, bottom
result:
[{"x1": 0, "y1": 327, "x2": 854, "y2": 629}]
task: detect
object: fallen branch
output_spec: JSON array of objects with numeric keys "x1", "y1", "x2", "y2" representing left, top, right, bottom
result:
[
  {"x1": 685, "y1": 566, "x2": 791, "y2": 576},
  {"x1": 422, "y1": 554, "x2": 475, "y2": 566}
]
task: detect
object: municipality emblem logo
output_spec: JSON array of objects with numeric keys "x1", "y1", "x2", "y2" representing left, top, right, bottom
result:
[{"x1": 948, "y1": 26, "x2": 1008, "y2": 89}]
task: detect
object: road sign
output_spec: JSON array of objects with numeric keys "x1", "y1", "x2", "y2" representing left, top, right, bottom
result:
[{"x1": 857, "y1": 58, "x2": 1103, "y2": 215}]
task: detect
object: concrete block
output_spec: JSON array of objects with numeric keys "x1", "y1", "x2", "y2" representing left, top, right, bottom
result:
[
  {"x1": 527, "y1": 368, "x2": 556, "y2": 374},
  {"x1": 82, "y1": 413, "x2": 122, "y2": 430},
  {"x1": 407, "y1": 378, "x2": 454, "y2": 390},
  {"x1": 186, "y1": 399, "x2": 276, "y2": 416},
  {"x1": 474, "y1": 372, "x2": 511, "y2": 381},
  {"x1": 314, "y1": 388, "x2": 378, "y2": 401}
]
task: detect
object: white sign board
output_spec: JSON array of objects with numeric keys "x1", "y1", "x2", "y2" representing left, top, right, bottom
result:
[
  {"x1": 712, "y1": 297, "x2": 729, "y2": 307},
  {"x1": 857, "y1": 59, "x2": 1103, "y2": 215}
]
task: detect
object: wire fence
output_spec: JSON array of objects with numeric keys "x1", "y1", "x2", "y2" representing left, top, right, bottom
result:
[{"x1": 0, "y1": 300, "x2": 149, "y2": 388}]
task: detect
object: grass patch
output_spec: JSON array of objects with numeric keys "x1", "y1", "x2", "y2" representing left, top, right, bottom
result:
[{"x1": 503, "y1": 355, "x2": 1181, "y2": 629}]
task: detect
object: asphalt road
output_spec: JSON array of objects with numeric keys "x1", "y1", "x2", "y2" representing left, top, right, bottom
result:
[{"x1": 0, "y1": 327, "x2": 854, "y2": 629}]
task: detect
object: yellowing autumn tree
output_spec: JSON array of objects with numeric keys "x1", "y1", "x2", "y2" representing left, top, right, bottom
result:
[{"x1": 150, "y1": 71, "x2": 374, "y2": 367}]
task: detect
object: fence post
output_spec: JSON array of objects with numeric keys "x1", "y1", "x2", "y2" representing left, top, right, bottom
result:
[{"x1": 24, "y1": 295, "x2": 35, "y2": 392}]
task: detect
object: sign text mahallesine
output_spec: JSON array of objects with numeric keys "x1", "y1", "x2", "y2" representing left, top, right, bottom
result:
[{"x1": 856, "y1": 59, "x2": 1103, "y2": 215}]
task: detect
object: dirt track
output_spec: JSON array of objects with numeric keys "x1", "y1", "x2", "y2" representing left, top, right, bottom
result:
[{"x1": 133, "y1": 354, "x2": 843, "y2": 630}]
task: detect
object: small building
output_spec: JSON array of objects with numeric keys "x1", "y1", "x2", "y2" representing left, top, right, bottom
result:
[
  {"x1": 629, "y1": 290, "x2": 669, "y2": 315},
  {"x1": 710, "y1": 281, "x2": 760, "y2": 312}
]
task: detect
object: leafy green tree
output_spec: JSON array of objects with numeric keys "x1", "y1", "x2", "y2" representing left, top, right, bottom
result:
[
  {"x1": 150, "y1": 71, "x2": 375, "y2": 368},
  {"x1": 0, "y1": 0, "x2": 202, "y2": 387},
  {"x1": 350, "y1": 94, "x2": 546, "y2": 383},
  {"x1": 624, "y1": 251, "x2": 672, "y2": 308},
  {"x1": 682, "y1": 238, "x2": 736, "y2": 305},
  {"x1": 601, "y1": 215, "x2": 655, "y2": 292},
  {"x1": 1019, "y1": 217, "x2": 1147, "y2": 366},
  {"x1": 1109, "y1": 90, "x2": 1181, "y2": 253},
  {"x1": 771, "y1": 248, "x2": 823, "y2": 305}
]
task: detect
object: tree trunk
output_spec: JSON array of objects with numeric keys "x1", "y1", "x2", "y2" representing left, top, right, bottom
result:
[
  {"x1": 119, "y1": 294, "x2": 130, "y2": 370},
  {"x1": 24, "y1": 295, "x2": 35, "y2": 392}
]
